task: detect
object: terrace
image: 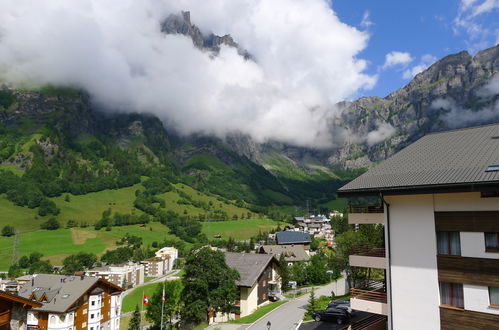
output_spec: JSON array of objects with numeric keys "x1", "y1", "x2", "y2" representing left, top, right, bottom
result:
[
  {"x1": 349, "y1": 245, "x2": 386, "y2": 269},
  {"x1": 348, "y1": 204, "x2": 384, "y2": 224},
  {"x1": 350, "y1": 281, "x2": 388, "y2": 316}
]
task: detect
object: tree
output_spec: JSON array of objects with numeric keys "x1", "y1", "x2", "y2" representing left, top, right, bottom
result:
[
  {"x1": 306, "y1": 287, "x2": 319, "y2": 318},
  {"x1": 181, "y1": 248, "x2": 239, "y2": 325},
  {"x1": 62, "y1": 252, "x2": 97, "y2": 274},
  {"x1": 278, "y1": 254, "x2": 290, "y2": 292},
  {"x1": 129, "y1": 305, "x2": 141, "y2": 330},
  {"x1": 28, "y1": 260, "x2": 53, "y2": 274},
  {"x1": 1, "y1": 225, "x2": 15, "y2": 237},
  {"x1": 18, "y1": 256, "x2": 30, "y2": 268},
  {"x1": 146, "y1": 280, "x2": 183, "y2": 327},
  {"x1": 40, "y1": 217, "x2": 60, "y2": 230},
  {"x1": 29, "y1": 252, "x2": 43, "y2": 264}
]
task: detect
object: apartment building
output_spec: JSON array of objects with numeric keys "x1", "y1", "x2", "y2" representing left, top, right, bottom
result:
[
  {"x1": 154, "y1": 247, "x2": 178, "y2": 270},
  {"x1": 17, "y1": 274, "x2": 123, "y2": 330},
  {"x1": 338, "y1": 124, "x2": 499, "y2": 330},
  {"x1": 86, "y1": 262, "x2": 144, "y2": 289},
  {"x1": 142, "y1": 257, "x2": 169, "y2": 277}
]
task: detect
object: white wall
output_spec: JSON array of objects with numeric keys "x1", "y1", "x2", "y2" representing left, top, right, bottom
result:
[
  {"x1": 461, "y1": 232, "x2": 499, "y2": 259},
  {"x1": 464, "y1": 285, "x2": 499, "y2": 315},
  {"x1": 239, "y1": 284, "x2": 258, "y2": 317},
  {"x1": 385, "y1": 194, "x2": 441, "y2": 330},
  {"x1": 434, "y1": 192, "x2": 499, "y2": 211}
]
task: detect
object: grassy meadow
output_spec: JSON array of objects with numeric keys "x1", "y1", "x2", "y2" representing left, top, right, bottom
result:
[{"x1": 201, "y1": 219, "x2": 285, "y2": 240}]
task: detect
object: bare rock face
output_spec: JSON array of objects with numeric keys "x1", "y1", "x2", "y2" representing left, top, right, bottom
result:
[{"x1": 161, "y1": 11, "x2": 250, "y2": 58}]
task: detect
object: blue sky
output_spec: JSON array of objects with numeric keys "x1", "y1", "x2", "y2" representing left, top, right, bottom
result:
[{"x1": 332, "y1": 0, "x2": 499, "y2": 97}]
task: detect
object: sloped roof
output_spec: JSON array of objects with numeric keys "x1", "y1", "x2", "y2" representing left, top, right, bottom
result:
[
  {"x1": 224, "y1": 252, "x2": 277, "y2": 288},
  {"x1": 0, "y1": 290, "x2": 42, "y2": 308},
  {"x1": 338, "y1": 124, "x2": 499, "y2": 196},
  {"x1": 260, "y1": 245, "x2": 310, "y2": 262},
  {"x1": 18, "y1": 274, "x2": 122, "y2": 313},
  {"x1": 275, "y1": 231, "x2": 311, "y2": 245}
]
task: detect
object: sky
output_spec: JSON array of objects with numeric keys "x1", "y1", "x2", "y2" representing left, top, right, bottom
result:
[
  {"x1": 333, "y1": 0, "x2": 499, "y2": 97},
  {"x1": 0, "y1": 0, "x2": 497, "y2": 148}
]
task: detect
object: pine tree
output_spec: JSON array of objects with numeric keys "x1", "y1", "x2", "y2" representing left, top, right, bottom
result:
[
  {"x1": 306, "y1": 287, "x2": 318, "y2": 318},
  {"x1": 128, "y1": 305, "x2": 141, "y2": 330}
]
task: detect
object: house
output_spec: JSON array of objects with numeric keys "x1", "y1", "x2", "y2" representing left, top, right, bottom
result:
[
  {"x1": 275, "y1": 231, "x2": 311, "y2": 248},
  {"x1": 337, "y1": 124, "x2": 499, "y2": 330},
  {"x1": 86, "y1": 261, "x2": 144, "y2": 289},
  {"x1": 211, "y1": 252, "x2": 281, "y2": 323},
  {"x1": 155, "y1": 247, "x2": 178, "y2": 270},
  {"x1": 142, "y1": 257, "x2": 170, "y2": 277},
  {"x1": 17, "y1": 274, "x2": 124, "y2": 330},
  {"x1": 0, "y1": 290, "x2": 42, "y2": 329},
  {"x1": 258, "y1": 245, "x2": 310, "y2": 265}
]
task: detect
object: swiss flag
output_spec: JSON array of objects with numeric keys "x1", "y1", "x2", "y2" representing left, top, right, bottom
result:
[{"x1": 143, "y1": 294, "x2": 149, "y2": 306}]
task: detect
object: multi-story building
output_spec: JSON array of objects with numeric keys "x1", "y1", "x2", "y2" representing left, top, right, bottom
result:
[
  {"x1": 154, "y1": 247, "x2": 178, "y2": 270},
  {"x1": 0, "y1": 290, "x2": 42, "y2": 329},
  {"x1": 86, "y1": 262, "x2": 144, "y2": 289},
  {"x1": 338, "y1": 124, "x2": 499, "y2": 330},
  {"x1": 141, "y1": 257, "x2": 170, "y2": 277},
  {"x1": 17, "y1": 274, "x2": 123, "y2": 330}
]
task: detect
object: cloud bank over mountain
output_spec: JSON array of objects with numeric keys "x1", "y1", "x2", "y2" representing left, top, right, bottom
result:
[{"x1": 0, "y1": 0, "x2": 377, "y2": 148}]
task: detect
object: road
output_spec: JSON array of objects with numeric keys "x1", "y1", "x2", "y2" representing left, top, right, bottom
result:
[{"x1": 205, "y1": 282, "x2": 339, "y2": 330}]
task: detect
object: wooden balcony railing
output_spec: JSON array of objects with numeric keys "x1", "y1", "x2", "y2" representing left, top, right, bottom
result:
[
  {"x1": 351, "y1": 281, "x2": 387, "y2": 303},
  {"x1": 0, "y1": 310, "x2": 10, "y2": 326},
  {"x1": 348, "y1": 204, "x2": 384, "y2": 214},
  {"x1": 350, "y1": 245, "x2": 386, "y2": 258}
]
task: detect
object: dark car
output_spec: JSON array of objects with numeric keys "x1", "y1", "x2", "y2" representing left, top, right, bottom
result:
[
  {"x1": 312, "y1": 307, "x2": 351, "y2": 324},
  {"x1": 327, "y1": 300, "x2": 353, "y2": 315}
]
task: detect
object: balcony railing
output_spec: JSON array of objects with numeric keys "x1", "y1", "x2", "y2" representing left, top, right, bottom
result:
[
  {"x1": 350, "y1": 245, "x2": 386, "y2": 258},
  {"x1": 0, "y1": 310, "x2": 10, "y2": 326},
  {"x1": 350, "y1": 281, "x2": 387, "y2": 303},
  {"x1": 348, "y1": 204, "x2": 384, "y2": 214}
]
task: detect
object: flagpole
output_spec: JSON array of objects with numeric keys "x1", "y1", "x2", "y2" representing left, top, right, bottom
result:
[
  {"x1": 160, "y1": 283, "x2": 165, "y2": 330},
  {"x1": 141, "y1": 290, "x2": 144, "y2": 329}
]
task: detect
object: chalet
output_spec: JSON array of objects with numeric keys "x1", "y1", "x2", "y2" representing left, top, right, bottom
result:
[
  {"x1": 0, "y1": 290, "x2": 41, "y2": 329},
  {"x1": 258, "y1": 245, "x2": 310, "y2": 265},
  {"x1": 338, "y1": 124, "x2": 499, "y2": 330},
  {"x1": 211, "y1": 252, "x2": 281, "y2": 323},
  {"x1": 18, "y1": 274, "x2": 124, "y2": 330}
]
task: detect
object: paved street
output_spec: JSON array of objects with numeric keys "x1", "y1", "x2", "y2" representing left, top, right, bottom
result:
[{"x1": 241, "y1": 282, "x2": 339, "y2": 330}]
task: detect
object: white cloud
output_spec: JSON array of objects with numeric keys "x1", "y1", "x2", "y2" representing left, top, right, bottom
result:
[
  {"x1": 366, "y1": 122, "x2": 396, "y2": 146},
  {"x1": 402, "y1": 54, "x2": 437, "y2": 79},
  {"x1": 360, "y1": 10, "x2": 373, "y2": 29},
  {"x1": 382, "y1": 51, "x2": 413, "y2": 69},
  {"x1": 431, "y1": 76, "x2": 499, "y2": 128},
  {"x1": 0, "y1": 0, "x2": 377, "y2": 149},
  {"x1": 454, "y1": 0, "x2": 499, "y2": 53}
]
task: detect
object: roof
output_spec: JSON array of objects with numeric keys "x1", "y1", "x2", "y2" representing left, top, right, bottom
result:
[
  {"x1": 338, "y1": 124, "x2": 499, "y2": 196},
  {"x1": 17, "y1": 274, "x2": 123, "y2": 313},
  {"x1": 224, "y1": 252, "x2": 277, "y2": 288},
  {"x1": 0, "y1": 290, "x2": 42, "y2": 308},
  {"x1": 275, "y1": 231, "x2": 311, "y2": 245},
  {"x1": 260, "y1": 245, "x2": 310, "y2": 262}
]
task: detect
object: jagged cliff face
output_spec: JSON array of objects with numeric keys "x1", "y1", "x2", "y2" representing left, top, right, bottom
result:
[{"x1": 332, "y1": 45, "x2": 499, "y2": 168}]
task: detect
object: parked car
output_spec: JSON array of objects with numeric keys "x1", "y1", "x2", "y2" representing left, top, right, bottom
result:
[
  {"x1": 327, "y1": 300, "x2": 353, "y2": 315},
  {"x1": 312, "y1": 307, "x2": 351, "y2": 324}
]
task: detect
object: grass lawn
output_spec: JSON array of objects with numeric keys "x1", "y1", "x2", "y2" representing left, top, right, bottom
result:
[
  {"x1": 119, "y1": 315, "x2": 131, "y2": 330},
  {"x1": 122, "y1": 282, "x2": 162, "y2": 313},
  {"x1": 0, "y1": 196, "x2": 41, "y2": 231},
  {"x1": 157, "y1": 183, "x2": 253, "y2": 218},
  {"x1": 144, "y1": 277, "x2": 155, "y2": 283},
  {"x1": 0, "y1": 223, "x2": 178, "y2": 270},
  {"x1": 52, "y1": 183, "x2": 143, "y2": 225},
  {"x1": 227, "y1": 300, "x2": 288, "y2": 324},
  {"x1": 191, "y1": 322, "x2": 209, "y2": 330},
  {"x1": 202, "y1": 219, "x2": 285, "y2": 240}
]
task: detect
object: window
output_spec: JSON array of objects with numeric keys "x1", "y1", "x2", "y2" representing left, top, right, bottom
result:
[
  {"x1": 485, "y1": 233, "x2": 499, "y2": 252},
  {"x1": 91, "y1": 300, "x2": 95, "y2": 306},
  {"x1": 437, "y1": 231, "x2": 461, "y2": 255},
  {"x1": 91, "y1": 313, "x2": 95, "y2": 319},
  {"x1": 490, "y1": 287, "x2": 499, "y2": 307},
  {"x1": 50, "y1": 316, "x2": 56, "y2": 324},
  {"x1": 439, "y1": 282, "x2": 464, "y2": 308}
]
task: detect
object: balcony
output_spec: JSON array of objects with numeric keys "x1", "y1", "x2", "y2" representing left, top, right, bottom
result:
[
  {"x1": 0, "y1": 310, "x2": 10, "y2": 327},
  {"x1": 350, "y1": 281, "x2": 388, "y2": 316},
  {"x1": 349, "y1": 245, "x2": 387, "y2": 269},
  {"x1": 348, "y1": 205, "x2": 384, "y2": 224}
]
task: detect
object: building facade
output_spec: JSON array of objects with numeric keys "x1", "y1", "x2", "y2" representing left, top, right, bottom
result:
[
  {"x1": 86, "y1": 262, "x2": 144, "y2": 289},
  {"x1": 142, "y1": 257, "x2": 170, "y2": 277},
  {"x1": 17, "y1": 274, "x2": 123, "y2": 330},
  {"x1": 338, "y1": 124, "x2": 499, "y2": 330}
]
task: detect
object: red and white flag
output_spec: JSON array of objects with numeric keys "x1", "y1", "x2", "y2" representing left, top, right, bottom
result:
[
  {"x1": 143, "y1": 294, "x2": 149, "y2": 306},
  {"x1": 162, "y1": 286, "x2": 166, "y2": 304}
]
